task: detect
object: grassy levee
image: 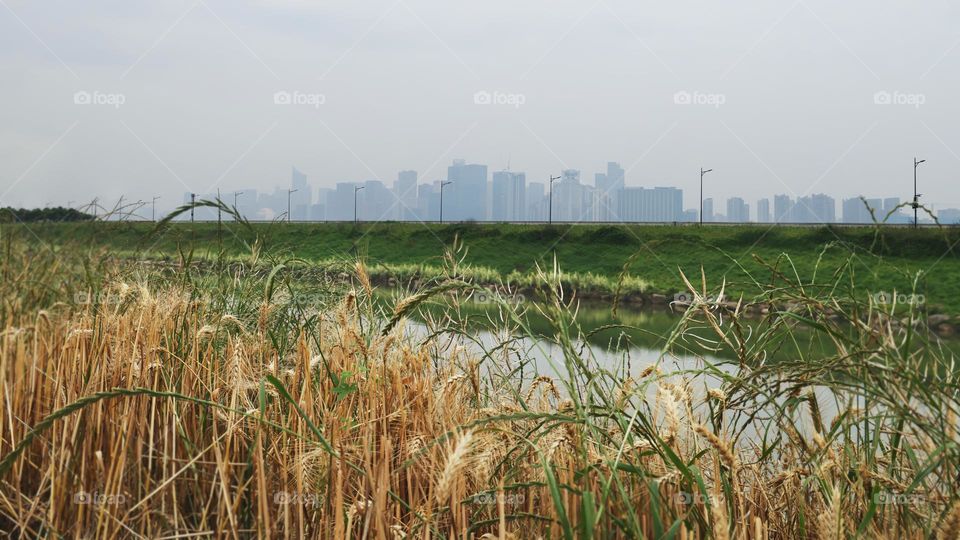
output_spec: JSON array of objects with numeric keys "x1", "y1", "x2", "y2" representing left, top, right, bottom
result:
[{"x1": 13, "y1": 219, "x2": 960, "y2": 313}]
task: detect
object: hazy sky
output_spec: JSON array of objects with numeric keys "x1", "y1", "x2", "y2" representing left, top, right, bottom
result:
[{"x1": 2, "y1": 0, "x2": 960, "y2": 212}]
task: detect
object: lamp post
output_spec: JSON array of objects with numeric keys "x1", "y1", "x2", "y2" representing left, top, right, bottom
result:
[
  {"x1": 287, "y1": 188, "x2": 298, "y2": 223},
  {"x1": 439, "y1": 180, "x2": 452, "y2": 223},
  {"x1": 151, "y1": 196, "x2": 160, "y2": 222},
  {"x1": 354, "y1": 186, "x2": 365, "y2": 223},
  {"x1": 548, "y1": 174, "x2": 560, "y2": 224},
  {"x1": 913, "y1": 157, "x2": 925, "y2": 228},
  {"x1": 234, "y1": 191, "x2": 244, "y2": 220},
  {"x1": 699, "y1": 168, "x2": 713, "y2": 226}
]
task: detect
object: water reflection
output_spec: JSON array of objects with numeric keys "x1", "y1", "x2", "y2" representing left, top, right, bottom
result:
[{"x1": 385, "y1": 296, "x2": 952, "y2": 435}]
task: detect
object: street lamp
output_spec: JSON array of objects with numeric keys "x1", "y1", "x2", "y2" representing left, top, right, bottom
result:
[
  {"x1": 699, "y1": 168, "x2": 713, "y2": 226},
  {"x1": 234, "y1": 191, "x2": 244, "y2": 220},
  {"x1": 548, "y1": 175, "x2": 560, "y2": 224},
  {"x1": 151, "y1": 196, "x2": 161, "y2": 222},
  {"x1": 913, "y1": 157, "x2": 925, "y2": 228},
  {"x1": 354, "y1": 185, "x2": 365, "y2": 223},
  {"x1": 287, "y1": 188, "x2": 298, "y2": 223},
  {"x1": 439, "y1": 180, "x2": 452, "y2": 223}
]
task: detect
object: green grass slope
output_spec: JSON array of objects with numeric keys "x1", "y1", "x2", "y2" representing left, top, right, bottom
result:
[{"x1": 8, "y1": 220, "x2": 960, "y2": 312}]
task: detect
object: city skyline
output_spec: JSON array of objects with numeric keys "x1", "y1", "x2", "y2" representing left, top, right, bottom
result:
[{"x1": 168, "y1": 161, "x2": 958, "y2": 225}]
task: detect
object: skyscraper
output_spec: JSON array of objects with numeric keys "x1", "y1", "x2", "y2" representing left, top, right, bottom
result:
[
  {"x1": 291, "y1": 167, "x2": 312, "y2": 220},
  {"x1": 328, "y1": 182, "x2": 358, "y2": 221},
  {"x1": 395, "y1": 170, "x2": 418, "y2": 221},
  {"x1": 619, "y1": 187, "x2": 683, "y2": 222},
  {"x1": 726, "y1": 197, "x2": 749, "y2": 222},
  {"x1": 491, "y1": 171, "x2": 526, "y2": 221},
  {"x1": 417, "y1": 182, "x2": 439, "y2": 221},
  {"x1": 882, "y1": 197, "x2": 907, "y2": 223},
  {"x1": 446, "y1": 159, "x2": 488, "y2": 221},
  {"x1": 360, "y1": 180, "x2": 392, "y2": 221},
  {"x1": 789, "y1": 194, "x2": 834, "y2": 223},
  {"x1": 312, "y1": 187, "x2": 330, "y2": 220},
  {"x1": 756, "y1": 198, "x2": 771, "y2": 223},
  {"x1": 806, "y1": 194, "x2": 836, "y2": 223},
  {"x1": 553, "y1": 170, "x2": 594, "y2": 221},
  {"x1": 773, "y1": 195, "x2": 793, "y2": 223},
  {"x1": 938, "y1": 208, "x2": 960, "y2": 224},
  {"x1": 702, "y1": 198, "x2": 714, "y2": 222},
  {"x1": 595, "y1": 162, "x2": 625, "y2": 221},
  {"x1": 527, "y1": 182, "x2": 545, "y2": 221},
  {"x1": 843, "y1": 197, "x2": 882, "y2": 223}
]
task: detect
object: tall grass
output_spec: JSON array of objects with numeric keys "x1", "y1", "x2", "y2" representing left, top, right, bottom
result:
[{"x1": 0, "y1": 212, "x2": 958, "y2": 538}]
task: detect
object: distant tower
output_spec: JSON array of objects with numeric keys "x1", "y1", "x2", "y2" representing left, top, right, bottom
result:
[
  {"x1": 396, "y1": 171, "x2": 418, "y2": 221},
  {"x1": 291, "y1": 167, "x2": 312, "y2": 220},
  {"x1": 757, "y1": 198, "x2": 771, "y2": 223},
  {"x1": 446, "y1": 159, "x2": 488, "y2": 221}
]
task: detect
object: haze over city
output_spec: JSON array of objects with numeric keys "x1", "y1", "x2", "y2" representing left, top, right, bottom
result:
[{"x1": 3, "y1": 0, "x2": 960, "y2": 214}]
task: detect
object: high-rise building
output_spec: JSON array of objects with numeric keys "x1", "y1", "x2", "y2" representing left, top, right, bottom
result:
[
  {"x1": 594, "y1": 162, "x2": 625, "y2": 220},
  {"x1": 842, "y1": 197, "x2": 866, "y2": 223},
  {"x1": 360, "y1": 180, "x2": 392, "y2": 221},
  {"x1": 291, "y1": 167, "x2": 312, "y2": 220},
  {"x1": 446, "y1": 159, "x2": 487, "y2": 221},
  {"x1": 702, "y1": 198, "x2": 714, "y2": 222},
  {"x1": 552, "y1": 170, "x2": 594, "y2": 221},
  {"x1": 255, "y1": 190, "x2": 282, "y2": 220},
  {"x1": 310, "y1": 202, "x2": 325, "y2": 220},
  {"x1": 328, "y1": 182, "x2": 358, "y2": 221},
  {"x1": 756, "y1": 198, "x2": 770, "y2": 222},
  {"x1": 232, "y1": 188, "x2": 257, "y2": 220},
  {"x1": 395, "y1": 171, "x2": 418, "y2": 221},
  {"x1": 882, "y1": 197, "x2": 908, "y2": 223},
  {"x1": 417, "y1": 182, "x2": 439, "y2": 221},
  {"x1": 619, "y1": 187, "x2": 683, "y2": 222},
  {"x1": 842, "y1": 197, "x2": 883, "y2": 223},
  {"x1": 793, "y1": 194, "x2": 835, "y2": 223},
  {"x1": 726, "y1": 197, "x2": 750, "y2": 222},
  {"x1": 313, "y1": 188, "x2": 331, "y2": 220},
  {"x1": 773, "y1": 195, "x2": 792, "y2": 223},
  {"x1": 527, "y1": 182, "x2": 545, "y2": 221},
  {"x1": 938, "y1": 208, "x2": 960, "y2": 224},
  {"x1": 491, "y1": 171, "x2": 526, "y2": 221}
]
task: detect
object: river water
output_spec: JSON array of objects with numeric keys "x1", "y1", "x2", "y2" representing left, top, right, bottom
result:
[{"x1": 385, "y1": 296, "x2": 959, "y2": 436}]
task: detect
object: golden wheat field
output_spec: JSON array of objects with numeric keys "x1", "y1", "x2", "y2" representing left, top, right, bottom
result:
[{"x1": 1, "y1": 227, "x2": 960, "y2": 539}]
